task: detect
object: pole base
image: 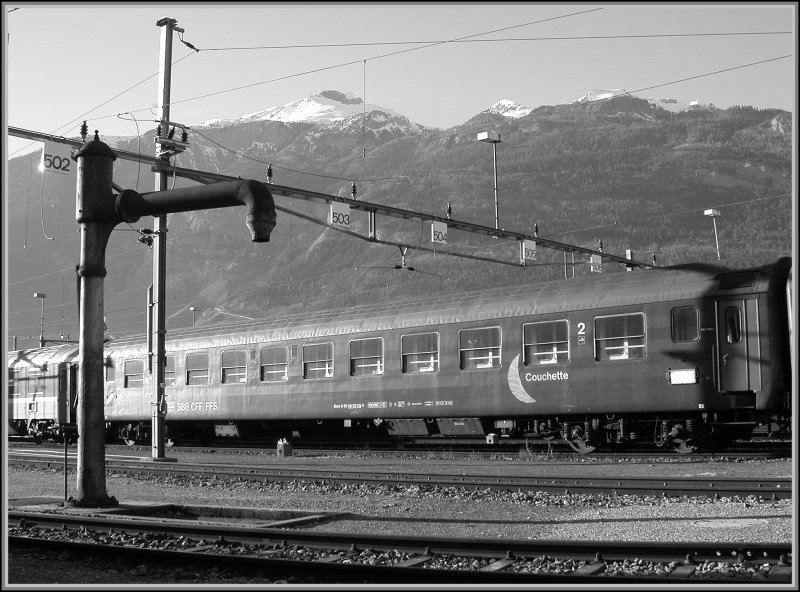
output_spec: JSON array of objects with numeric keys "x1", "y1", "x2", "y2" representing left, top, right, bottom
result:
[{"x1": 65, "y1": 494, "x2": 119, "y2": 508}]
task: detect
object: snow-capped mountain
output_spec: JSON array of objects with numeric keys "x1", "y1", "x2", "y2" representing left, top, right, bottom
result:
[
  {"x1": 481, "y1": 99, "x2": 533, "y2": 118},
  {"x1": 644, "y1": 96, "x2": 717, "y2": 113},
  {"x1": 198, "y1": 89, "x2": 427, "y2": 143},
  {"x1": 574, "y1": 88, "x2": 716, "y2": 112},
  {"x1": 201, "y1": 90, "x2": 405, "y2": 127},
  {"x1": 575, "y1": 88, "x2": 630, "y2": 103}
]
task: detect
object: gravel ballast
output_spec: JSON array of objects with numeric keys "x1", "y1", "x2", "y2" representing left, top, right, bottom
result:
[{"x1": 5, "y1": 456, "x2": 795, "y2": 585}]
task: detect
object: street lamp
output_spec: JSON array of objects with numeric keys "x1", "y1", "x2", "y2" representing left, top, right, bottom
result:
[
  {"x1": 704, "y1": 209, "x2": 722, "y2": 260},
  {"x1": 33, "y1": 292, "x2": 46, "y2": 347},
  {"x1": 189, "y1": 306, "x2": 196, "y2": 326},
  {"x1": 477, "y1": 131, "x2": 502, "y2": 232}
]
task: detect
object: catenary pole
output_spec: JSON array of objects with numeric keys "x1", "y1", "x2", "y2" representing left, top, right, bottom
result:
[{"x1": 151, "y1": 16, "x2": 178, "y2": 461}]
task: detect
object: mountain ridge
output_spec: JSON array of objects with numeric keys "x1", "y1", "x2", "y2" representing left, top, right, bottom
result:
[
  {"x1": 5, "y1": 91, "x2": 792, "y2": 345},
  {"x1": 194, "y1": 88, "x2": 718, "y2": 133}
]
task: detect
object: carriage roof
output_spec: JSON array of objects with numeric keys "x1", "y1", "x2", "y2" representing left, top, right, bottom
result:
[{"x1": 105, "y1": 258, "x2": 789, "y2": 354}]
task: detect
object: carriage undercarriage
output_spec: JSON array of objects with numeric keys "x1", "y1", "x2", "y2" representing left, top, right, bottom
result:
[{"x1": 91, "y1": 407, "x2": 791, "y2": 455}]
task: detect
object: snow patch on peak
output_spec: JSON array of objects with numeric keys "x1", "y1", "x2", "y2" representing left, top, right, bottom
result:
[
  {"x1": 575, "y1": 88, "x2": 630, "y2": 103},
  {"x1": 483, "y1": 99, "x2": 533, "y2": 118},
  {"x1": 572, "y1": 88, "x2": 716, "y2": 113},
  {"x1": 644, "y1": 96, "x2": 717, "y2": 113},
  {"x1": 200, "y1": 90, "x2": 402, "y2": 127}
]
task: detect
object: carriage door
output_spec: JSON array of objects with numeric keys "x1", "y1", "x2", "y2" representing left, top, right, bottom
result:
[
  {"x1": 57, "y1": 362, "x2": 79, "y2": 424},
  {"x1": 715, "y1": 298, "x2": 761, "y2": 392},
  {"x1": 68, "y1": 363, "x2": 79, "y2": 423}
]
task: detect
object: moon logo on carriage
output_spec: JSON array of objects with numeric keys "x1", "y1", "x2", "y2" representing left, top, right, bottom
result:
[{"x1": 507, "y1": 354, "x2": 536, "y2": 404}]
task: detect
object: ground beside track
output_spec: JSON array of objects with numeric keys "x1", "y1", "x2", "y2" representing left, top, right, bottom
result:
[{"x1": 5, "y1": 454, "x2": 794, "y2": 585}]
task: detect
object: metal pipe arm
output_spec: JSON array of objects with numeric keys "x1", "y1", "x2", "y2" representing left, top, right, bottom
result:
[{"x1": 117, "y1": 179, "x2": 276, "y2": 242}]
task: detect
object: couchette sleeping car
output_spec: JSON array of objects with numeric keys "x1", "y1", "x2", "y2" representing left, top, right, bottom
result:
[{"x1": 8, "y1": 257, "x2": 792, "y2": 453}]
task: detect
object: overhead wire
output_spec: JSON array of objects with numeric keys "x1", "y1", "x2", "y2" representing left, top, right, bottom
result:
[
  {"x1": 18, "y1": 23, "x2": 788, "y2": 162},
  {"x1": 23, "y1": 154, "x2": 34, "y2": 248},
  {"x1": 116, "y1": 112, "x2": 143, "y2": 191},
  {"x1": 8, "y1": 52, "x2": 197, "y2": 159},
  {"x1": 9, "y1": 16, "x2": 790, "y2": 160},
  {"x1": 38, "y1": 172, "x2": 54, "y2": 241},
  {"x1": 156, "y1": 8, "x2": 605, "y2": 112},
  {"x1": 195, "y1": 30, "x2": 792, "y2": 51},
  {"x1": 106, "y1": 28, "x2": 791, "y2": 125}
]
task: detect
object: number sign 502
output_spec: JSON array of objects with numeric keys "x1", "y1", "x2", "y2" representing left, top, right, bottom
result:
[
  {"x1": 43, "y1": 154, "x2": 71, "y2": 173},
  {"x1": 41, "y1": 141, "x2": 74, "y2": 177}
]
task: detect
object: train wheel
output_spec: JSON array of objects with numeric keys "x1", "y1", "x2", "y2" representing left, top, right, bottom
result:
[
  {"x1": 564, "y1": 424, "x2": 597, "y2": 454},
  {"x1": 197, "y1": 427, "x2": 214, "y2": 446},
  {"x1": 565, "y1": 439, "x2": 597, "y2": 454},
  {"x1": 671, "y1": 438, "x2": 697, "y2": 454},
  {"x1": 118, "y1": 425, "x2": 136, "y2": 446}
]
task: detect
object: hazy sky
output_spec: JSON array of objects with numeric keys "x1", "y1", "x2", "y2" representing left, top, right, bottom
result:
[{"x1": 3, "y1": 2, "x2": 797, "y2": 157}]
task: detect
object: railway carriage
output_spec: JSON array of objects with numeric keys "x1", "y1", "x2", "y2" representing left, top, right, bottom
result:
[
  {"x1": 7, "y1": 344, "x2": 78, "y2": 441},
  {"x1": 7, "y1": 257, "x2": 793, "y2": 453}
]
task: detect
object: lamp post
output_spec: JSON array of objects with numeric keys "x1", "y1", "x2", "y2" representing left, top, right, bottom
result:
[
  {"x1": 477, "y1": 131, "x2": 502, "y2": 232},
  {"x1": 704, "y1": 209, "x2": 722, "y2": 260},
  {"x1": 33, "y1": 292, "x2": 46, "y2": 347},
  {"x1": 189, "y1": 306, "x2": 196, "y2": 326}
]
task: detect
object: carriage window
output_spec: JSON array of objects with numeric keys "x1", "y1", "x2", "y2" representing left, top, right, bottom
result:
[
  {"x1": 595, "y1": 313, "x2": 646, "y2": 361},
  {"x1": 164, "y1": 355, "x2": 175, "y2": 387},
  {"x1": 124, "y1": 359, "x2": 144, "y2": 388},
  {"x1": 350, "y1": 338, "x2": 384, "y2": 377},
  {"x1": 221, "y1": 350, "x2": 247, "y2": 384},
  {"x1": 725, "y1": 306, "x2": 742, "y2": 344},
  {"x1": 303, "y1": 342, "x2": 333, "y2": 379},
  {"x1": 523, "y1": 320, "x2": 569, "y2": 365},
  {"x1": 671, "y1": 307, "x2": 699, "y2": 343},
  {"x1": 260, "y1": 346, "x2": 288, "y2": 382},
  {"x1": 402, "y1": 332, "x2": 439, "y2": 373},
  {"x1": 186, "y1": 352, "x2": 209, "y2": 385},
  {"x1": 459, "y1": 327, "x2": 501, "y2": 370},
  {"x1": 8, "y1": 368, "x2": 17, "y2": 394},
  {"x1": 105, "y1": 358, "x2": 115, "y2": 383}
]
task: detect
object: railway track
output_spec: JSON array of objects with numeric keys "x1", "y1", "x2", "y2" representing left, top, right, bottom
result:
[
  {"x1": 8, "y1": 509, "x2": 793, "y2": 584},
  {"x1": 9, "y1": 434, "x2": 792, "y2": 461},
  {"x1": 7, "y1": 448, "x2": 792, "y2": 499}
]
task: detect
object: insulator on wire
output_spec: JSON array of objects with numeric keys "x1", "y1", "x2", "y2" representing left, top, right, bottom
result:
[
  {"x1": 445, "y1": 202, "x2": 452, "y2": 219},
  {"x1": 266, "y1": 165, "x2": 273, "y2": 183},
  {"x1": 534, "y1": 223, "x2": 539, "y2": 238},
  {"x1": 168, "y1": 127, "x2": 176, "y2": 140},
  {"x1": 181, "y1": 130, "x2": 188, "y2": 143},
  {"x1": 351, "y1": 182, "x2": 357, "y2": 200},
  {"x1": 80, "y1": 121, "x2": 88, "y2": 142}
]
